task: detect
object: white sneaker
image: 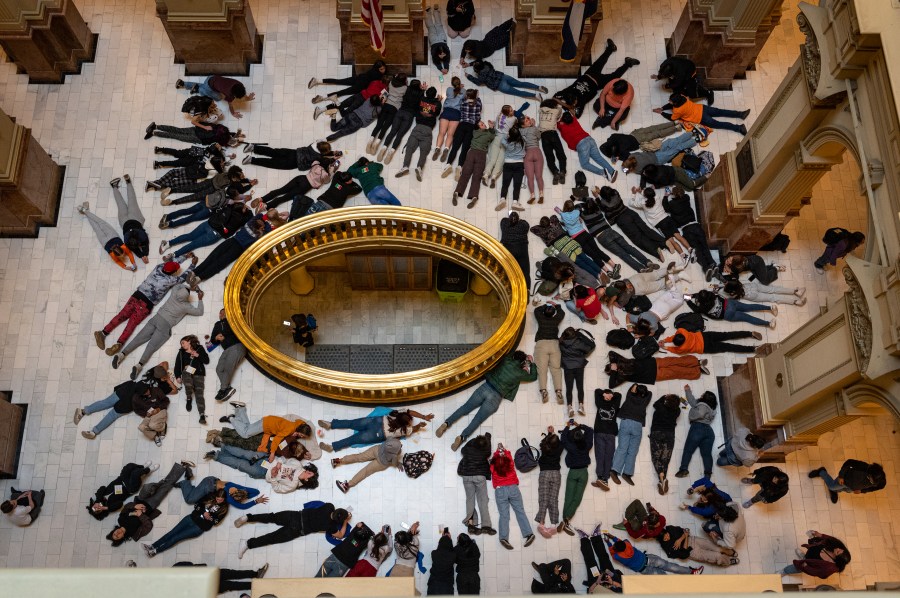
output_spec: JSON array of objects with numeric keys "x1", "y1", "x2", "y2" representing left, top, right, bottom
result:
[
  {"x1": 234, "y1": 515, "x2": 248, "y2": 528},
  {"x1": 238, "y1": 539, "x2": 249, "y2": 559},
  {"x1": 495, "y1": 199, "x2": 507, "y2": 212},
  {"x1": 158, "y1": 240, "x2": 169, "y2": 254},
  {"x1": 147, "y1": 463, "x2": 160, "y2": 473},
  {"x1": 313, "y1": 106, "x2": 325, "y2": 120},
  {"x1": 395, "y1": 167, "x2": 409, "y2": 178},
  {"x1": 511, "y1": 201, "x2": 525, "y2": 211}
]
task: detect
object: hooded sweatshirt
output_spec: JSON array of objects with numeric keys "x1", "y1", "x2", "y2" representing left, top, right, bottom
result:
[
  {"x1": 376, "y1": 438, "x2": 403, "y2": 466},
  {"x1": 685, "y1": 388, "x2": 716, "y2": 425},
  {"x1": 729, "y1": 426, "x2": 761, "y2": 466}
]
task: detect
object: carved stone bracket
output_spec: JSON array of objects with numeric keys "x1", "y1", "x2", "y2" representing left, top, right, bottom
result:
[{"x1": 842, "y1": 265, "x2": 873, "y2": 372}]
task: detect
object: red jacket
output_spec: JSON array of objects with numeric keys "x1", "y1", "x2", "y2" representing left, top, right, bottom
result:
[
  {"x1": 557, "y1": 117, "x2": 589, "y2": 150},
  {"x1": 489, "y1": 448, "x2": 519, "y2": 488},
  {"x1": 361, "y1": 80, "x2": 387, "y2": 100}
]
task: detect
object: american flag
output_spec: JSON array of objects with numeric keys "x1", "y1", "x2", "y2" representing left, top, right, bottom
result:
[{"x1": 361, "y1": 0, "x2": 386, "y2": 56}]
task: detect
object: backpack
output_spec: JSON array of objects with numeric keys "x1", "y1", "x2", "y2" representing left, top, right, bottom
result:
[
  {"x1": 632, "y1": 335, "x2": 659, "y2": 359},
  {"x1": 514, "y1": 438, "x2": 540, "y2": 473},
  {"x1": 822, "y1": 227, "x2": 850, "y2": 245},
  {"x1": 606, "y1": 328, "x2": 635, "y2": 349},
  {"x1": 760, "y1": 232, "x2": 791, "y2": 253},
  {"x1": 624, "y1": 294, "x2": 652, "y2": 315},
  {"x1": 674, "y1": 312, "x2": 706, "y2": 332},
  {"x1": 402, "y1": 451, "x2": 434, "y2": 479},
  {"x1": 573, "y1": 328, "x2": 596, "y2": 353},
  {"x1": 532, "y1": 258, "x2": 561, "y2": 297},
  {"x1": 306, "y1": 314, "x2": 317, "y2": 332},
  {"x1": 181, "y1": 95, "x2": 214, "y2": 116}
]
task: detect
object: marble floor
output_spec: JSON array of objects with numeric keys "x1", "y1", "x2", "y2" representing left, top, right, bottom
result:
[{"x1": 0, "y1": 0, "x2": 897, "y2": 593}]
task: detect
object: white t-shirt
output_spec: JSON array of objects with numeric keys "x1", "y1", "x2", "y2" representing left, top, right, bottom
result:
[{"x1": 8, "y1": 506, "x2": 33, "y2": 527}]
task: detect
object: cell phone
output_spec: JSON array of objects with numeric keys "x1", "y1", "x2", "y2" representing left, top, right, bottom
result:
[
  {"x1": 401, "y1": 522, "x2": 410, "y2": 530},
  {"x1": 683, "y1": 294, "x2": 691, "y2": 301},
  {"x1": 283, "y1": 320, "x2": 291, "y2": 326}
]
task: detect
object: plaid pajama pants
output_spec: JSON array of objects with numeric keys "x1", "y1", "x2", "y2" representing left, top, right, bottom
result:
[{"x1": 535, "y1": 469, "x2": 561, "y2": 525}]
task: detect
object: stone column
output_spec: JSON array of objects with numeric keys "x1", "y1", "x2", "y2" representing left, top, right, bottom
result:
[
  {"x1": 666, "y1": 0, "x2": 784, "y2": 89},
  {"x1": 336, "y1": 0, "x2": 425, "y2": 76},
  {"x1": 0, "y1": 107, "x2": 65, "y2": 238},
  {"x1": 508, "y1": 0, "x2": 603, "y2": 79},
  {"x1": 156, "y1": 0, "x2": 262, "y2": 76},
  {"x1": 0, "y1": 0, "x2": 97, "y2": 84}
]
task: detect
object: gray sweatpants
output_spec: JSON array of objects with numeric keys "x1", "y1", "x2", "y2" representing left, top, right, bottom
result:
[
  {"x1": 120, "y1": 316, "x2": 172, "y2": 366},
  {"x1": 462, "y1": 474, "x2": 493, "y2": 528},
  {"x1": 85, "y1": 211, "x2": 120, "y2": 246},
  {"x1": 216, "y1": 343, "x2": 247, "y2": 388},
  {"x1": 137, "y1": 462, "x2": 185, "y2": 510},
  {"x1": 403, "y1": 124, "x2": 434, "y2": 169},
  {"x1": 113, "y1": 178, "x2": 145, "y2": 227}
]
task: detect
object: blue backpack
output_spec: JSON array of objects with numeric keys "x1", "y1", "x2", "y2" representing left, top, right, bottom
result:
[{"x1": 306, "y1": 314, "x2": 317, "y2": 332}]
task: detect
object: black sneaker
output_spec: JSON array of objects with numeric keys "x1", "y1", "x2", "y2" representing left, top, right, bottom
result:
[
  {"x1": 622, "y1": 473, "x2": 634, "y2": 486},
  {"x1": 481, "y1": 527, "x2": 497, "y2": 536},
  {"x1": 204, "y1": 450, "x2": 216, "y2": 461},
  {"x1": 675, "y1": 469, "x2": 690, "y2": 478},
  {"x1": 219, "y1": 415, "x2": 233, "y2": 423},
  {"x1": 221, "y1": 387, "x2": 236, "y2": 401},
  {"x1": 609, "y1": 470, "x2": 621, "y2": 485},
  {"x1": 185, "y1": 399, "x2": 192, "y2": 412},
  {"x1": 199, "y1": 415, "x2": 207, "y2": 425},
  {"x1": 111, "y1": 354, "x2": 123, "y2": 369},
  {"x1": 130, "y1": 365, "x2": 141, "y2": 381}
]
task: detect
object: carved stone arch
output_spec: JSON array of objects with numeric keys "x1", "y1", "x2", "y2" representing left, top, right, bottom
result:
[
  {"x1": 843, "y1": 383, "x2": 900, "y2": 420},
  {"x1": 802, "y1": 124, "x2": 861, "y2": 168}
]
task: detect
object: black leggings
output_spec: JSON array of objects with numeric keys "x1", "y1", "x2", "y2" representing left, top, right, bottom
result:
[
  {"x1": 701, "y1": 330, "x2": 758, "y2": 353},
  {"x1": 194, "y1": 239, "x2": 246, "y2": 281},
  {"x1": 218, "y1": 568, "x2": 259, "y2": 593},
  {"x1": 579, "y1": 535, "x2": 617, "y2": 587},
  {"x1": 261, "y1": 174, "x2": 313, "y2": 208},
  {"x1": 250, "y1": 146, "x2": 298, "y2": 170},
  {"x1": 500, "y1": 162, "x2": 525, "y2": 202},
  {"x1": 616, "y1": 210, "x2": 667, "y2": 257},
  {"x1": 245, "y1": 510, "x2": 305, "y2": 549},
  {"x1": 503, "y1": 241, "x2": 531, "y2": 290},
  {"x1": 573, "y1": 232, "x2": 610, "y2": 266},
  {"x1": 564, "y1": 367, "x2": 585, "y2": 405},
  {"x1": 372, "y1": 104, "x2": 398, "y2": 140},
  {"x1": 448, "y1": 121, "x2": 476, "y2": 166},
  {"x1": 384, "y1": 110, "x2": 415, "y2": 149},
  {"x1": 541, "y1": 131, "x2": 566, "y2": 175},
  {"x1": 321, "y1": 75, "x2": 366, "y2": 98}
]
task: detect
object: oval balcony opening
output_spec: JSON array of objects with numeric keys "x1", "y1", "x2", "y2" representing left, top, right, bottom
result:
[{"x1": 225, "y1": 207, "x2": 528, "y2": 404}]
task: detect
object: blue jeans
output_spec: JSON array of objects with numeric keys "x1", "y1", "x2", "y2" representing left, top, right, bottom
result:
[
  {"x1": 215, "y1": 445, "x2": 267, "y2": 478},
  {"x1": 445, "y1": 382, "x2": 504, "y2": 440},
  {"x1": 170, "y1": 222, "x2": 221, "y2": 257},
  {"x1": 495, "y1": 484, "x2": 532, "y2": 541},
  {"x1": 782, "y1": 564, "x2": 800, "y2": 574},
  {"x1": 700, "y1": 106, "x2": 745, "y2": 133},
  {"x1": 315, "y1": 554, "x2": 351, "y2": 578},
  {"x1": 152, "y1": 514, "x2": 204, "y2": 553},
  {"x1": 576, "y1": 137, "x2": 613, "y2": 179},
  {"x1": 679, "y1": 422, "x2": 714, "y2": 475},
  {"x1": 564, "y1": 300, "x2": 587, "y2": 322},
  {"x1": 168, "y1": 203, "x2": 211, "y2": 228},
  {"x1": 497, "y1": 75, "x2": 541, "y2": 99},
  {"x1": 84, "y1": 392, "x2": 126, "y2": 434},
  {"x1": 366, "y1": 185, "x2": 402, "y2": 206},
  {"x1": 716, "y1": 439, "x2": 741, "y2": 466},
  {"x1": 643, "y1": 554, "x2": 693, "y2": 575},
  {"x1": 179, "y1": 475, "x2": 220, "y2": 503},
  {"x1": 196, "y1": 76, "x2": 224, "y2": 101},
  {"x1": 611, "y1": 419, "x2": 642, "y2": 476},
  {"x1": 654, "y1": 133, "x2": 697, "y2": 164},
  {"x1": 574, "y1": 252, "x2": 602, "y2": 277},
  {"x1": 818, "y1": 469, "x2": 851, "y2": 493},
  {"x1": 723, "y1": 299, "x2": 771, "y2": 327},
  {"x1": 331, "y1": 416, "x2": 386, "y2": 451}
]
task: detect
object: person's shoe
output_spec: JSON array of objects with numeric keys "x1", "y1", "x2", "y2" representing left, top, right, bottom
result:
[
  {"x1": 611, "y1": 522, "x2": 626, "y2": 531},
  {"x1": 829, "y1": 490, "x2": 839, "y2": 504},
  {"x1": 481, "y1": 526, "x2": 497, "y2": 536},
  {"x1": 158, "y1": 214, "x2": 169, "y2": 229},
  {"x1": 451, "y1": 436, "x2": 464, "y2": 451},
  {"x1": 130, "y1": 364, "x2": 142, "y2": 381},
  {"x1": 739, "y1": 109, "x2": 751, "y2": 120},
  {"x1": 591, "y1": 116, "x2": 603, "y2": 130},
  {"x1": 369, "y1": 139, "x2": 381, "y2": 155},
  {"x1": 204, "y1": 450, "x2": 217, "y2": 461},
  {"x1": 73, "y1": 407, "x2": 85, "y2": 424},
  {"x1": 318, "y1": 419, "x2": 332, "y2": 430},
  {"x1": 578, "y1": 403, "x2": 586, "y2": 416},
  {"x1": 94, "y1": 330, "x2": 107, "y2": 349},
  {"x1": 691, "y1": 566, "x2": 704, "y2": 575},
  {"x1": 622, "y1": 473, "x2": 634, "y2": 486},
  {"x1": 142, "y1": 543, "x2": 156, "y2": 558},
  {"x1": 568, "y1": 405, "x2": 575, "y2": 418},
  {"x1": 241, "y1": 154, "x2": 253, "y2": 165},
  {"x1": 532, "y1": 561, "x2": 542, "y2": 574},
  {"x1": 658, "y1": 478, "x2": 669, "y2": 495},
  {"x1": 451, "y1": 192, "x2": 459, "y2": 206},
  {"x1": 455, "y1": 166, "x2": 462, "y2": 181},
  {"x1": 336, "y1": 480, "x2": 350, "y2": 494},
  {"x1": 738, "y1": 124, "x2": 748, "y2": 136},
  {"x1": 311, "y1": 94, "x2": 327, "y2": 103},
  {"x1": 489, "y1": 177, "x2": 497, "y2": 189},
  {"x1": 175, "y1": 79, "x2": 185, "y2": 89},
  {"x1": 494, "y1": 199, "x2": 507, "y2": 212},
  {"x1": 591, "y1": 479, "x2": 609, "y2": 491},
  {"x1": 443, "y1": 166, "x2": 454, "y2": 179},
  {"x1": 769, "y1": 320, "x2": 777, "y2": 330},
  {"x1": 415, "y1": 167, "x2": 423, "y2": 181},
  {"x1": 105, "y1": 342, "x2": 122, "y2": 357},
  {"x1": 624, "y1": 57, "x2": 640, "y2": 67},
  {"x1": 466, "y1": 197, "x2": 478, "y2": 209},
  {"x1": 556, "y1": 520, "x2": 566, "y2": 534},
  {"x1": 500, "y1": 539, "x2": 514, "y2": 550},
  {"x1": 81, "y1": 430, "x2": 96, "y2": 440},
  {"x1": 145, "y1": 122, "x2": 156, "y2": 139},
  {"x1": 154, "y1": 434, "x2": 163, "y2": 447},
  {"x1": 221, "y1": 387, "x2": 236, "y2": 402},
  {"x1": 126, "y1": 559, "x2": 137, "y2": 568},
  {"x1": 327, "y1": 94, "x2": 339, "y2": 103},
  {"x1": 609, "y1": 470, "x2": 620, "y2": 484},
  {"x1": 229, "y1": 400, "x2": 246, "y2": 409},
  {"x1": 384, "y1": 148, "x2": 396, "y2": 164},
  {"x1": 432, "y1": 147, "x2": 441, "y2": 161},
  {"x1": 435, "y1": 422, "x2": 448, "y2": 438},
  {"x1": 238, "y1": 539, "x2": 249, "y2": 559},
  {"x1": 395, "y1": 166, "x2": 410, "y2": 178},
  {"x1": 562, "y1": 522, "x2": 575, "y2": 536},
  {"x1": 109, "y1": 177, "x2": 122, "y2": 189},
  {"x1": 675, "y1": 469, "x2": 689, "y2": 478},
  {"x1": 376, "y1": 146, "x2": 388, "y2": 161},
  {"x1": 184, "y1": 398, "x2": 192, "y2": 412},
  {"x1": 160, "y1": 196, "x2": 172, "y2": 207},
  {"x1": 555, "y1": 389, "x2": 564, "y2": 404},
  {"x1": 111, "y1": 353, "x2": 124, "y2": 369},
  {"x1": 254, "y1": 562, "x2": 269, "y2": 579},
  {"x1": 524, "y1": 533, "x2": 536, "y2": 547},
  {"x1": 313, "y1": 106, "x2": 326, "y2": 120},
  {"x1": 808, "y1": 467, "x2": 825, "y2": 478},
  {"x1": 319, "y1": 442, "x2": 333, "y2": 453},
  {"x1": 742, "y1": 499, "x2": 753, "y2": 508},
  {"x1": 308, "y1": 77, "x2": 320, "y2": 89},
  {"x1": 511, "y1": 200, "x2": 525, "y2": 211},
  {"x1": 607, "y1": 170, "x2": 618, "y2": 183},
  {"x1": 158, "y1": 239, "x2": 170, "y2": 255},
  {"x1": 699, "y1": 361, "x2": 710, "y2": 375},
  {"x1": 440, "y1": 147, "x2": 449, "y2": 162}
]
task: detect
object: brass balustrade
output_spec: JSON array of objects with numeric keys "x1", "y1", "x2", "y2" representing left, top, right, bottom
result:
[{"x1": 224, "y1": 207, "x2": 528, "y2": 403}]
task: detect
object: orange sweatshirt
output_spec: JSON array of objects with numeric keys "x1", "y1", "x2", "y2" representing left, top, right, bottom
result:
[
  {"x1": 662, "y1": 328, "x2": 705, "y2": 354},
  {"x1": 671, "y1": 99, "x2": 704, "y2": 124},
  {"x1": 258, "y1": 416, "x2": 303, "y2": 452},
  {"x1": 109, "y1": 245, "x2": 136, "y2": 270}
]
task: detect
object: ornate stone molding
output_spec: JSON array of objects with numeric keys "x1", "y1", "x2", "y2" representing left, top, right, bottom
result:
[
  {"x1": 842, "y1": 265, "x2": 873, "y2": 372},
  {"x1": 797, "y1": 12, "x2": 820, "y2": 96}
]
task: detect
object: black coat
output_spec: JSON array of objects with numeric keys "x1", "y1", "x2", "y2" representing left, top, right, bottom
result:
[
  {"x1": 457, "y1": 434, "x2": 491, "y2": 479},
  {"x1": 427, "y1": 535, "x2": 456, "y2": 595},
  {"x1": 454, "y1": 535, "x2": 481, "y2": 595}
]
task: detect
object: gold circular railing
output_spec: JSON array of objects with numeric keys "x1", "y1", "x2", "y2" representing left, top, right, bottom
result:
[{"x1": 224, "y1": 206, "x2": 528, "y2": 404}]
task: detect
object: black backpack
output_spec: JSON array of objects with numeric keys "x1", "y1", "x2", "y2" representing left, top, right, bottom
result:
[
  {"x1": 632, "y1": 336, "x2": 659, "y2": 359},
  {"x1": 181, "y1": 95, "x2": 215, "y2": 116},
  {"x1": 674, "y1": 312, "x2": 706, "y2": 332},
  {"x1": 624, "y1": 294, "x2": 652, "y2": 315},
  {"x1": 606, "y1": 328, "x2": 635, "y2": 349},
  {"x1": 822, "y1": 227, "x2": 850, "y2": 245},
  {"x1": 514, "y1": 438, "x2": 540, "y2": 473}
]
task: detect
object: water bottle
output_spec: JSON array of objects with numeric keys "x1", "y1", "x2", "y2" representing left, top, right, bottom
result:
[{"x1": 438, "y1": 74, "x2": 444, "y2": 84}]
